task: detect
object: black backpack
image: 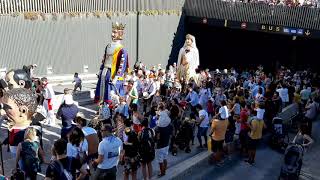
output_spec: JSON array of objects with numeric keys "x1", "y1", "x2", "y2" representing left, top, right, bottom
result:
[{"x1": 139, "y1": 128, "x2": 155, "y2": 155}]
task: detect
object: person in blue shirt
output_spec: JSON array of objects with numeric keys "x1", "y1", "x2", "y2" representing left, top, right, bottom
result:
[
  {"x1": 92, "y1": 124, "x2": 123, "y2": 180},
  {"x1": 251, "y1": 81, "x2": 265, "y2": 99},
  {"x1": 185, "y1": 84, "x2": 199, "y2": 107},
  {"x1": 185, "y1": 84, "x2": 199, "y2": 115},
  {"x1": 56, "y1": 95, "x2": 79, "y2": 140}
]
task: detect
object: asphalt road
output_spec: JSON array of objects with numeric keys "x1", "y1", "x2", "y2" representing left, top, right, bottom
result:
[{"x1": 188, "y1": 120, "x2": 320, "y2": 180}]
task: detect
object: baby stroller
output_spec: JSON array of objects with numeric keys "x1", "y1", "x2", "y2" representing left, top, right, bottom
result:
[
  {"x1": 269, "y1": 117, "x2": 289, "y2": 153},
  {"x1": 179, "y1": 100, "x2": 192, "y2": 120},
  {"x1": 175, "y1": 120, "x2": 193, "y2": 153},
  {"x1": 278, "y1": 143, "x2": 304, "y2": 180}
]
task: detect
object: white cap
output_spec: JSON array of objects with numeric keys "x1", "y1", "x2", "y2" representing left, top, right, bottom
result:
[
  {"x1": 143, "y1": 92, "x2": 149, "y2": 99},
  {"x1": 63, "y1": 95, "x2": 74, "y2": 105}
]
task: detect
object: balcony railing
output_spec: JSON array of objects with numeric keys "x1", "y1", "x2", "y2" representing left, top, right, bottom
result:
[
  {"x1": 0, "y1": 0, "x2": 184, "y2": 14},
  {"x1": 184, "y1": 0, "x2": 320, "y2": 30}
]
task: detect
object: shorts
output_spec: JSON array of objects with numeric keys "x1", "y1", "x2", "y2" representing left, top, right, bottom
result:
[
  {"x1": 140, "y1": 151, "x2": 155, "y2": 163},
  {"x1": 211, "y1": 139, "x2": 224, "y2": 152},
  {"x1": 94, "y1": 166, "x2": 117, "y2": 180},
  {"x1": 197, "y1": 127, "x2": 208, "y2": 138},
  {"x1": 225, "y1": 131, "x2": 234, "y2": 144},
  {"x1": 74, "y1": 82, "x2": 82, "y2": 89},
  {"x1": 156, "y1": 146, "x2": 169, "y2": 163},
  {"x1": 124, "y1": 156, "x2": 140, "y2": 173},
  {"x1": 247, "y1": 138, "x2": 260, "y2": 150},
  {"x1": 239, "y1": 130, "x2": 249, "y2": 146}
]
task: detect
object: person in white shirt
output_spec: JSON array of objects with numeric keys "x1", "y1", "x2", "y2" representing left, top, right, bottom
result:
[
  {"x1": 75, "y1": 115, "x2": 99, "y2": 160},
  {"x1": 143, "y1": 77, "x2": 157, "y2": 113},
  {"x1": 41, "y1": 77, "x2": 56, "y2": 125},
  {"x1": 276, "y1": 84, "x2": 289, "y2": 107},
  {"x1": 256, "y1": 104, "x2": 265, "y2": 120},
  {"x1": 145, "y1": 77, "x2": 157, "y2": 99},
  {"x1": 67, "y1": 127, "x2": 89, "y2": 176},
  {"x1": 217, "y1": 100, "x2": 229, "y2": 120},
  {"x1": 196, "y1": 105, "x2": 209, "y2": 148},
  {"x1": 110, "y1": 90, "x2": 120, "y2": 109},
  {"x1": 92, "y1": 124, "x2": 123, "y2": 180},
  {"x1": 214, "y1": 89, "x2": 227, "y2": 107}
]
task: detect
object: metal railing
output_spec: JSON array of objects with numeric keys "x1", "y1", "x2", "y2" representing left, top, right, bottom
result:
[
  {"x1": 184, "y1": 0, "x2": 320, "y2": 30},
  {"x1": 0, "y1": 0, "x2": 184, "y2": 14}
]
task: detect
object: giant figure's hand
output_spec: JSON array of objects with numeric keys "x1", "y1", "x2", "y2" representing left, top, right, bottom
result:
[{"x1": 112, "y1": 76, "x2": 118, "y2": 85}]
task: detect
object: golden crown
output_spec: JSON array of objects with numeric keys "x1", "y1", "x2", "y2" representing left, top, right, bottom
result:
[{"x1": 112, "y1": 22, "x2": 125, "y2": 31}]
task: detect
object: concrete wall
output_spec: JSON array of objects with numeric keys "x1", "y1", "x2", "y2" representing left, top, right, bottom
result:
[{"x1": 0, "y1": 13, "x2": 183, "y2": 76}]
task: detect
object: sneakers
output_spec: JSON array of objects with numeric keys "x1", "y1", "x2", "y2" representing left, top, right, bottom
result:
[
  {"x1": 244, "y1": 159, "x2": 254, "y2": 165},
  {"x1": 216, "y1": 160, "x2": 225, "y2": 167},
  {"x1": 158, "y1": 173, "x2": 166, "y2": 177}
]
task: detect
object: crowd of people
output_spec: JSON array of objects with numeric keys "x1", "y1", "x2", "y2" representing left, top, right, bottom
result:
[
  {"x1": 223, "y1": 0, "x2": 320, "y2": 8},
  {"x1": 1, "y1": 60, "x2": 319, "y2": 180}
]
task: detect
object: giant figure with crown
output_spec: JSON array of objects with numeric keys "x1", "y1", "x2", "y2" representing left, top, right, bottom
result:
[{"x1": 95, "y1": 22, "x2": 129, "y2": 103}]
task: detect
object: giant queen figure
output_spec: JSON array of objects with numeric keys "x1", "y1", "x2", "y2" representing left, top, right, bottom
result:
[
  {"x1": 95, "y1": 22, "x2": 129, "y2": 103},
  {"x1": 177, "y1": 34, "x2": 200, "y2": 82}
]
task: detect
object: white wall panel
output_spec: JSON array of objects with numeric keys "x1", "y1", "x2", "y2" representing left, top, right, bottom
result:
[{"x1": 0, "y1": 14, "x2": 183, "y2": 75}]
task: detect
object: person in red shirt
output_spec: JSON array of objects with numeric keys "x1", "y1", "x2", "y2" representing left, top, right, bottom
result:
[
  {"x1": 239, "y1": 103, "x2": 250, "y2": 156},
  {"x1": 207, "y1": 99, "x2": 214, "y2": 118}
]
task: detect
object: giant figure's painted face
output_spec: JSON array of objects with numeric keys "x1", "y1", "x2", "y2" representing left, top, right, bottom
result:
[
  {"x1": 2, "y1": 88, "x2": 37, "y2": 127},
  {"x1": 111, "y1": 29, "x2": 124, "y2": 42},
  {"x1": 5, "y1": 69, "x2": 32, "y2": 90},
  {"x1": 186, "y1": 37, "x2": 193, "y2": 47},
  {"x1": 5, "y1": 71, "x2": 19, "y2": 90}
]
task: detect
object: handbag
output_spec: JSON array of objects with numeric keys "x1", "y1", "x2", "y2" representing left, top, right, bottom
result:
[{"x1": 10, "y1": 169, "x2": 25, "y2": 180}]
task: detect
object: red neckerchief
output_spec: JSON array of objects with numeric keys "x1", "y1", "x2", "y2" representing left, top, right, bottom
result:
[{"x1": 9, "y1": 128, "x2": 25, "y2": 146}]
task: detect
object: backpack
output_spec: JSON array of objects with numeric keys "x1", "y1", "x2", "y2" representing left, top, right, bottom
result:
[
  {"x1": 21, "y1": 142, "x2": 41, "y2": 174},
  {"x1": 139, "y1": 128, "x2": 155, "y2": 155},
  {"x1": 51, "y1": 157, "x2": 73, "y2": 180}
]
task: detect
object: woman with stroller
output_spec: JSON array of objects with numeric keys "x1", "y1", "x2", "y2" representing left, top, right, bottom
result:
[
  {"x1": 169, "y1": 98, "x2": 181, "y2": 156},
  {"x1": 292, "y1": 124, "x2": 314, "y2": 150}
]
